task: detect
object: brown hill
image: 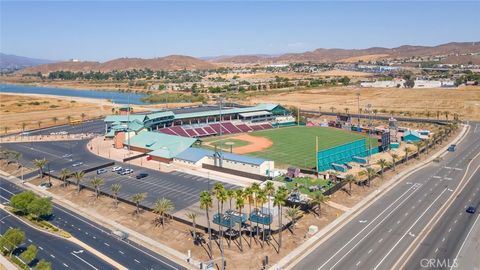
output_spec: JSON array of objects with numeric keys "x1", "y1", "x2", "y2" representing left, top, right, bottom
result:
[
  {"x1": 210, "y1": 41, "x2": 480, "y2": 64},
  {"x1": 19, "y1": 55, "x2": 217, "y2": 74}
]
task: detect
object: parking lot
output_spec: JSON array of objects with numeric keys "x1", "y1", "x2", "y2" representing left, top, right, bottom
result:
[
  {"x1": 26, "y1": 119, "x2": 105, "y2": 136},
  {"x1": 1, "y1": 138, "x2": 239, "y2": 214}
]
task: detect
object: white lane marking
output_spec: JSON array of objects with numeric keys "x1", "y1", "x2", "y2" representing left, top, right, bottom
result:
[
  {"x1": 63, "y1": 263, "x2": 69, "y2": 268},
  {"x1": 50, "y1": 254, "x2": 55, "y2": 258},
  {"x1": 27, "y1": 239, "x2": 32, "y2": 243},
  {"x1": 317, "y1": 184, "x2": 420, "y2": 270},
  {"x1": 368, "y1": 249, "x2": 373, "y2": 254},
  {"x1": 71, "y1": 253, "x2": 99, "y2": 270},
  {"x1": 104, "y1": 242, "x2": 110, "y2": 247},
  {"x1": 134, "y1": 259, "x2": 140, "y2": 264},
  {"x1": 356, "y1": 261, "x2": 361, "y2": 266},
  {"x1": 119, "y1": 250, "x2": 124, "y2": 255},
  {"x1": 450, "y1": 210, "x2": 480, "y2": 270},
  {"x1": 379, "y1": 238, "x2": 383, "y2": 243},
  {"x1": 433, "y1": 176, "x2": 442, "y2": 179},
  {"x1": 373, "y1": 188, "x2": 448, "y2": 270},
  {"x1": 435, "y1": 248, "x2": 439, "y2": 253},
  {"x1": 39, "y1": 246, "x2": 44, "y2": 250}
]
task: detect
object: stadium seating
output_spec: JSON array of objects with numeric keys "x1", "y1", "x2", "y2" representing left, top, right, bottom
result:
[{"x1": 157, "y1": 121, "x2": 274, "y2": 137}]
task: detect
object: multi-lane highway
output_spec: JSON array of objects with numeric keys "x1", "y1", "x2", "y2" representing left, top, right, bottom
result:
[
  {"x1": 0, "y1": 208, "x2": 115, "y2": 270},
  {"x1": 0, "y1": 177, "x2": 186, "y2": 270},
  {"x1": 291, "y1": 123, "x2": 480, "y2": 270}
]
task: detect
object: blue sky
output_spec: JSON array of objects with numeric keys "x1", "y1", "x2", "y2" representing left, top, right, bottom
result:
[{"x1": 1, "y1": 1, "x2": 479, "y2": 61}]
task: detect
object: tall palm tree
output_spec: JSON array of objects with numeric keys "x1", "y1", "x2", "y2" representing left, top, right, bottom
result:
[
  {"x1": 59, "y1": 168, "x2": 70, "y2": 188},
  {"x1": 310, "y1": 193, "x2": 329, "y2": 216},
  {"x1": 390, "y1": 153, "x2": 400, "y2": 171},
  {"x1": 131, "y1": 192, "x2": 147, "y2": 215},
  {"x1": 153, "y1": 197, "x2": 174, "y2": 228},
  {"x1": 250, "y1": 182, "x2": 261, "y2": 244},
  {"x1": 81, "y1": 113, "x2": 87, "y2": 122},
  {"x1": 264, "y1": 181, "x2": 275, "y2": 238},
  {"x1": 3, "y1": 126, "x2": 9, "y2": 135},
  {"x1": 199, "y1": 191, "x2": 213, "y2": 258},
  {"x1": 285, "y1": 206, "x2": 302, "y2": 234},
  {"x1": 66, "y1": 115, "x2": 72, "y2": 123},
  {"x1": 215, "y1": 188, "x2": 227, "y2": 256},
  {"x1": 21, "y1": 122, "x2": 27, "y2": 131},
  {"x1": 376, "y1": 159, "x2": 388, "y2": 179},
  {"x1": 256, "y1": 189, "x2": 268, "y2": 247},
  {"x1": 243, "y1": 187, "x2": 254, "y2": 248},
  {"x1": 51, "y1": 117, "x2": 58, "y2": 125},
  {"x1": 273, "y1": 187, "x2": 287, "y2": 252},
  {"x1": 226, "y1": 189, "x2": 235, "y2": 211},
  {"x1": 366, "y1": 167, "x2": 377, "y2": 186},
  {"x1": 33, "y1": 158, "x2": 48, "y2": 179},
  {"x1": 73, "y1": 171, "x2": 85, "y2": 194},
  {"x1": 344, "y1": 174, "x2": 356, "y2": 195},
  {"x1": 235, "y1": 189, "x2": 245, "y2": 252},
  {"x1": 185, "y1": 212, "x2": 198, "y2": 242},
  {"x1": 90, "y1": 177, "x2": 104, "y2": 199},
  {"x1": 37, "y1": 121, "x2": 42, "y2": 128},
  {"x1": 111, "y1": 183, "x2": 121, "y2": 208},
  {"x1": 444, "y1": 111, "x2": 449, "y2": 120},
  {"x1": 404, "y1": 147, "x2": 411, "y2": 164},
  {"x1": 330, "y1": 106, "x2": 335, "y2": 113}
]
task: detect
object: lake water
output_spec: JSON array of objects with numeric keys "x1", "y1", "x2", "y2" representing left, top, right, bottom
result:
[{"x1": 0, "y1": 84, "x2": 147, "y2": 104}]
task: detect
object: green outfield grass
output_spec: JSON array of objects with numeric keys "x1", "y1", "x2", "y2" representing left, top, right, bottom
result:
[{"x1": 247, "y1": 126, "x2": 376, "y2": 169}]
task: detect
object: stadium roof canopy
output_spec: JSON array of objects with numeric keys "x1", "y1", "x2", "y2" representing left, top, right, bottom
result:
[
  {"x1": 175, "y1": 147, "x2": 269, "y2": 166},
  {"x1": 239, "y1": 111, "x2": 272, "y2": 118},
  {"x1": 125, "y1": 131, "x2": 197, "y2": 158},
  {"x1": 173, "y1": 103, "x2": 283, "y2": 120},
  {"x1": 104, "y1": 115, "x2": 146, "y2": 123}
]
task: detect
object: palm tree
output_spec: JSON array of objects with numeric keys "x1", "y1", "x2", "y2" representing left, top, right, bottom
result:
[
  {"x1": 285, "y1": 206, "x2": 302, "y2": 234},
  {"x1": 81, "y1": 113, "x2": 87, "y2": 122},
  {"x1": 199, "y1": 191, "x2": 213, "y2": 258},
  {"x1": 243, "y1": 187, "x2": 254, "y2": 248},
  {"x1": 111, "y1": 108, "x2": 116, "y2": 114},
  {"x1": 376, "y1": 159, "x2": 388, "y2": 179},
  {"x1": 185, "y1": 212, "x2": 198, "y2": 242},
  {"x1": 66, "y1": 115, "x2": 72, "y2": 124},
  {"x1": 51, "y1": 117, "x2": 58, "y2": 125},
  {"x1": 273, "y1": 187, "x2": 287, "y2": 252},
  {"x1": 250, "y1": 182, "x2": 261, "y2": 244},
  {"x1": 226, "y1": 189, "x2": 235, "y2": 211},
  {"x1": 256, "y1": 189, "x2": 268, "y2": 247},
  {"x1": 330, "y1": 106, "x2": 336, "y2": 113},
  {"x1": 264, "y1": 181, "x2": 275, "y2": 238},
  {"x1": 21, "y1": 122, "x2": 27, "y2": 131},
  {"x1": 444, "y1": 111, "x2": 449, "y2": 120},
  {"x1": 153, "y1": 197, "x2": 174, "y2": 228},
  {"x1": 310, "y1": 193, "x2": 329, "y2": 216},
  {"x1": 366, "y1": 167, "x2": 377, "y2": 186},
  {"x1": 37, "y1": 121, "x2": 42, "y2": 128},
  {"x1": 111, "y1": 183, "x2": 121, "y2": 208},
  {"x1": 235, "y1": 189, "x2": 245, "y2": 252},
  {"x1": 73, "y1": 171, "x2": 85, "y2": 194},
  {"x1": 390, "y1": 153, "x2": 399, "y2": 171},
  {"x1": 33, "y1": 158, "x2": 48, "y2": 179},
  {"x1": 59, "y1": 168, "x2": 70, "y2": 187},
  {"x1": 131, "y1": 192, "x2": 147, "y2": 215},
  {"x1": 404, "y1": 147, "x2": 411, "y2": 164},
  {"x1": 3, "y1": 126, "x2": 9, "y2": 135},
  {"x1": 414, "y1": 141, "x2": 423, "y2": 158},
  {"x1": 90, "y1": 177, "x2": 104, "y2": 199},
  {"x1": 344, "y1": 108, "x2": 349, "y2": 114},
  {"x1": 344, "y1": 174, "x2": 356, "y2": 195}
]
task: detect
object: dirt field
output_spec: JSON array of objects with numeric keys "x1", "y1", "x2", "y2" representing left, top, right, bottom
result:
[
  {"x1": 0, "y1": 93, "x2": 114, "y2": 134},
  {"x1": 229, "y1": 134, "x2": 273, "y2": 154},
  {"x1": 248, "y1": 86, "x2": 480, "y2": 120}
]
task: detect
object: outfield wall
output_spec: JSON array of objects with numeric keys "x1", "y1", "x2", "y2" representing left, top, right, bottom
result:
[{"x1": 317, "y1": 139, "x2": 378, "y2": 171}]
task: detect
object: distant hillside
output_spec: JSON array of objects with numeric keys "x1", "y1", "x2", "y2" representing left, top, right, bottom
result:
[
  {"x1": 19, "y1": 55, "x2": 217, "y2": 74},
  {"x1": 0, "y1": 53, "x2": 56, "y2": 71},
  {"x1": 210, "y1": 41, "x2": 480, "y2": 64}
]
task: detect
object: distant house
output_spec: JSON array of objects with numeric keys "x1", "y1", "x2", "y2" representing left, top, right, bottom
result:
[{"x1": 402, "y1": 130, "x2": 422, "y2": 143}]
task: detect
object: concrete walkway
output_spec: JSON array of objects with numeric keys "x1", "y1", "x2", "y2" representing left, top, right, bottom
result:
[
  {"x1": 0, "y1": 255, "x2": 17, "y2": 270},
  {"x1": 270, "y1": 125, "x2": 468, "y2": 270}
]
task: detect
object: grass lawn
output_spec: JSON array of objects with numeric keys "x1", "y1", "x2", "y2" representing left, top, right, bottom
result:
[
  {"x1": 247, "y1": 126, "x2": 376, "y2": 169},
  {"x1": 277, "y1": 176, "x2": 334, "y2": 197}
]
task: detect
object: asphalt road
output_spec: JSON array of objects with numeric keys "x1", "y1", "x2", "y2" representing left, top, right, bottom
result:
[
  {"x1": 0, "y1": 177, "x2": 186, "y2": 270},
  {"x1": 292, "y1": 123, "x2": 480, "y2": 270},
  {"x1": 20, "y1": 119, "x2": 105, "y2": 136},
  {"x1": 0, "y1": 208, "x2": 115, "y2": 270},
  {"x1": 404, "y1": 165, "x2": 480, "y2": 269}
]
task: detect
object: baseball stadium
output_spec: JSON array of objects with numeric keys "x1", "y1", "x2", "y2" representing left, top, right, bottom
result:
[{"x1": 104, "y1": 103, "x2": 383, "y2": 176}]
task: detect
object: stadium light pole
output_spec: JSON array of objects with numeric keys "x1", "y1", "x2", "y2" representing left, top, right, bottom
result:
[{"x1": 356, "y1": 92, "x2": 360, "y2": 126}]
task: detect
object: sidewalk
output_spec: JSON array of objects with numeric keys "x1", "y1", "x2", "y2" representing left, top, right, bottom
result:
[
  {"x1": 0, "y1": 255, "x2": 17, "y2": 270},
  {"x1": 271, "y1": 124, "x2": 469, "y2": 270},
  {"x1": 0, "y1": 171, "x2": 198, "y2": 270}
]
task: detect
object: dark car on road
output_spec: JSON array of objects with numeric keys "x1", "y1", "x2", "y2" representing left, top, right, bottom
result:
[
  {"x1": 466, "y1": 206, "x2": 476, "y2": 214},
  {"x1": 136, "y1": 173, "x2": 148, "y2": 179}
]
